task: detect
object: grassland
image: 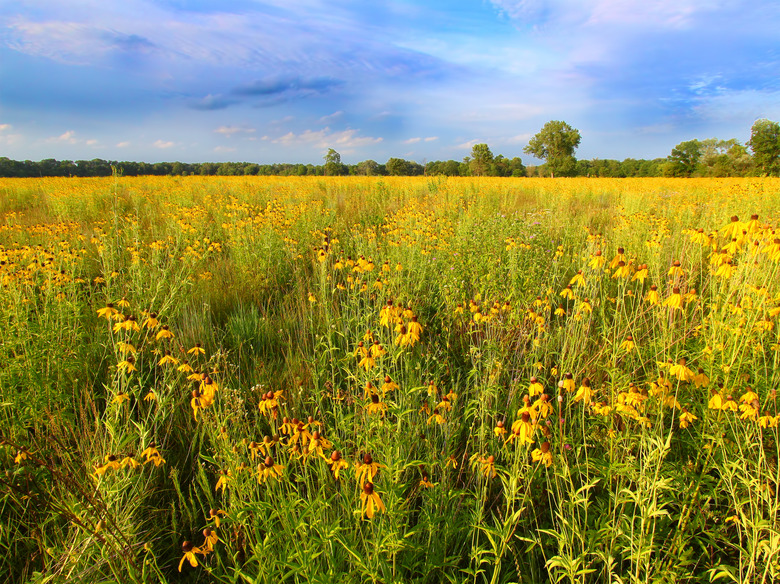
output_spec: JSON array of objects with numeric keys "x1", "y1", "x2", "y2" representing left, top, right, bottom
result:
[{"x1": 1, "y1": 176, "x2": 779, "y2": 583}]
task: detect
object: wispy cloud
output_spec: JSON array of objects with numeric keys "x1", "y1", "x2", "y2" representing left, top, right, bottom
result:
[
  {"x1": 215, "y1": 125, "x2": 256, "y2": 136},
  {"x1": 273, "y1": 128, "x2": 383, "y2": 151},
  {"x1": 152, "y1": 139, "x2": 175, "y2": 149}
]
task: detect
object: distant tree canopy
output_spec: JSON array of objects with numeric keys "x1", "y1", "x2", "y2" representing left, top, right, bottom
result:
[{"x1": 1, "y1": 119, "x2": 777, "y2": 178}]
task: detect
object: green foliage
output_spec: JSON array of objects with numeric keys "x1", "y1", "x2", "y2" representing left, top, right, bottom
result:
[
  {"x1": 748, "y1": 118, "x2": 780, "y2": 176},
  {"x1": 524, "y1": 120, "x2": 582, "y2": 177}
]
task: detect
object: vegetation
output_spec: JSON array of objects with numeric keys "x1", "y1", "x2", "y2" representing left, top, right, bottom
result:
[
  {"x1": 1, "y1": 175, "x2": 780, "y2": 583},
  {"x1": 2, "y1": 118, "x2": 778, "y2": 179}
]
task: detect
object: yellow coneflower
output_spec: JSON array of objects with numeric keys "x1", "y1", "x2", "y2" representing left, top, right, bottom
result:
[
  {"x1": 329, "y1": 450, "x2": 349, "y2": 480},
  {"x1": 474, "y1": 454, "x2": 496, "y2": 479},
  {"x1": 529, "y1": 377, "x2": 544, "y2": 397},
  {"x1": 201, "y1": 529, "x2": 218, "y2": 553},
  {"x1": 258, "y1": 456, "x2": 284, "y2": 483},
  {"x1": 508, "y1": 412, "x2": 535, "y2": 445},
  {"x1": 178, "y1": 541, "x2": 203, "y2": 572},
  {"x1": 663, "y1": 288, "x2": 683, "y2": 310},
  {"x1": 187, "y1": 342, "x2": 205, "y2": 356},
  {"x1": 707, "y1": 388, "x2": 723, "y2": 410},
  {"x1": 631, "y1": 264, "x2": 648, "y2": 283},
  {"x1": 572, "y1": 378, "x2": 593, "y2": 404},
  {"x1": 215, "y1": 469, "x2": 231, "y2": 492},
  {"x1": 531, "y1": 441, "x2": 553, "y2": 467},
  {"x1": 140, "y1": 442, "x2": 165, "y2": 467},
  {"x1": 646, "y1": 285, "x2": 660, "y2": 305},
  {"x1": 94, "y1": 454, "x2": 121, "y2": 477},
  {"x1": 620, "y1": 336, "x2": 635, "y2": 352},
  {"x1": 158, "y1": 350, "x2": 178, "y2": 366},
  {"x1": 667, "y1": 260, "x2": 684, "y2": 279},
  {"x1": 366, "y1": 393, "x2": 387, "y2": 416},
  {"x1": 534, "y1": 394, "x2": 553, "y2": 419},
  {"x1": 156, "y1": 325, "x2": 175, "y2": 340},
  {"x1": 679, "y1": 408, "x2": 697, "y2": 429},
  {"x1": 493, "y1": 419, "x2": 507, "y2": 438},
  {"x1": 669, "y1": 358, "x2": 695, "y2": 382},
  {"x1": 112, "y1": 392, "x2": 130, "y2": 405},
  {"x1": 693, "y1": 368, "x2": 710, "y2": 388},
  {"x1": 380, "y1": 375, "x2": 398, "y2": 394},
  {"x1": 360, "y1": 482, "x2": 386, "y2": 519},
  {"x1": 142, "y1": 312, "x2": 159, "y2": 329},
  {"x1": 355, "y1": 453, "x2": 383, "y2": 485},
  {"x1": 427, "y1": 408, "x2": 446, "y2": 425},
  {"x1": 562, "y1": 372, "x2": 576, "y2": 393},
  {"x1": 117, "y1": 357, "x2": 137, "y2": 374},
  {"x1": 97, "y1": 303, "x2": 119, "y2": 320},
  {"x1": 569, "y1": 270, "x2": 586, "y2": 287},
  {"x1": 208, "y1": 508, "x2": 226, "y2": 528}
]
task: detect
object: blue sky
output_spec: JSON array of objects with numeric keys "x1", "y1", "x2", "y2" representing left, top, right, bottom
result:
[{"x1": 1, "y1": 0, "x2": 779, "y2": 164}]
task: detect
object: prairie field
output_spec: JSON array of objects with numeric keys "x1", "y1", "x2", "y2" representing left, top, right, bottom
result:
[{"x1": 2, "y1": 175, "x2": 780, "y2": 584}]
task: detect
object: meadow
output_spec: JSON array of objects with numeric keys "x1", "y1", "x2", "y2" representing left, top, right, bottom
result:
[{"x1": 1, "y1": 175, "x2": 779, "y2": 583}]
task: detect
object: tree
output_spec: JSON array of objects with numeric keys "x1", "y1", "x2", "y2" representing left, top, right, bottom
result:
[
  {"x1": 324, "y1": 148, "x2": 347, "y2": 176},
  {"x1": 748, "y1": 119, "x2": 780, "y2": 176},
  {"x1": 663, "y1": 139, "x2": 702, "y2": 177},
  {"x1": 469, "y1": 143, "x2": 494, "y2": 176},
  {"x1": 523, "y1": 121, "x2": 581, "y2": 177}
]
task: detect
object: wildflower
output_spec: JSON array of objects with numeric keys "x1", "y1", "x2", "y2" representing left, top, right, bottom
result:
[
  {"x1": 531, "y1": 441, "x2": 553, "y2": 467},
  {"x1": 419, "y1": 473, "x2": 436, "y2": 488},
  {"x1": 679, "y1": 408, "x2": 697, "y2": 429},
  {"x1": 158, "y1": 350, "x2": 178, "y2": 366},
  {"x1": 112, "y1": 392, "x2": 130, "y2": 405},
  {"x1": 143, "y1": 390, "x2": 156, "y2": 402},
  {"x1": 573, "y1": 378, "x2": 593, "y2": 404},
  {"x1": 116, "y1": 341, "x2": 136, "y2": 354},
  {"x1": 569, "y1": 271, "x2": 586, "y2": 287},
  {"x1": 693, "y1": 369, "x2": 710, "y2": 388},
  {"x1": 215, "y1": 469, "x2": 231, "y2": 492},
  {"x1": 664, "y1": 288, "x2": 683, "y2": 310},
  {"x1": 329, "y1": 450, "x2": 349, "y2": 480},
  {"x1": 117, "y1": 356, "x2": 137, "y2": 374},
  {"x1": 142, "y1": 312, "x2": 159, "y2": 329},
  {"x1": 258, "y1": 456, "x2": 284, "y2": 483},
  {"x1": 534, "y1": 394, "x2": 553, "y2": 419},
  {"x1": 474, "y1": 454, "x2": 497, "y2": 479},
  {"x1": 445, "y1": 454, "x2": 459, "y2": 469},
  {"x1": 588, "y1": 250, "x2": 605, "y2": 269},
  {"x1": 721, "y1": 395, "x2": 738, "y2": 412},
  {"x1": 508, "y1": 412, "x2": 535, "y2": 445},
  {"x1": 360, "y1": 482, "x2": 386, "y2": 519},
  {"x1": 669, "y1": 358, "x2": 695, "y2": 382},
  {"x1": 612, "y1": 261, "x2": 630, "y2": 279},
  {"x1": 645, "y1": 285, "x2": 660, "y2": 305},
  {"x1": 632, "y1": 264, "x2": 648, "y2": 283},
  {"x1": 355, "y1": 453, "x2": 383, "y2": 485},
  {"x1": 177, "y1": 361, "x2": 194, "y2": 374},
  {"x1": 178, "y1": 541, "x2": 203, "y2": 572},
  {"x1": 308, "y1": 293, "x2": 316, "y2": 303},
  {"x1": 739, "y1": 400, "x2": 759, "y2": 421},
  {"x1": 427, "y1": 408, "x2": 446, "y2": 425},
  {"x1": 408, "y1": 316, "x2": 423, "y2": 343},
  {"x1": 560, "y1": 285, "x2": 574, "y2": 300},
  {"x1": 707, "y1": 388, "x2": 723, "y2": 410},
  {"x1": 529, "y1": 377, "x2": 544, "y2": 397},
  {"x1": 208, "y1": 509, "x2": 226, "y2": 528},
  {"x1": 201, "y1": 529, "x2": 218, "y2": 553},
  {"x1": 493, "y1": 420, "x2": 507, "y2": 437},
  {"x1": 562, "y1": 373, "x2": 575, "y2": 393},
  {"x1": 97, "y1": 303, "x2": 119, "y2": 320},
  {"x1": 668, "y1": 260, "x2": 684, "y2": 279},
  {"x1": 258, "y1": 390, "x2": 282, "y2": 417},
  {"x1": 94, "y1": 454, "x2": 121, "y2": 477},
  {"x1": 140, "y1": 442, "x2": 165, "y2": 467},
  {"x1": 120, "y1": 455, "x2": 140, "y2": 469},
  {"x1": 620, "y1": 336, "x2": 635, "y2": 352},
  {"x1": 114, "y1": 315, "x2": 140, "y2": 333},
  {"x1": 739, "y1": 388, "x2": 759, "y2": 404},
  {"x1": 380, "y1": 375, "x2": 398, "y2": 395},
  {"x1": 758, "y1": 412, "x2": 777, "y2": 428},
  {"x1": 187, "y1": 342, "x2": 205, "y2": 356},
  {"x1": 156, "y1": 325, "x2": 175, "y2": 341},
  {"x1": 370, "y1": 341, "x2": 386, "y2": 359}
]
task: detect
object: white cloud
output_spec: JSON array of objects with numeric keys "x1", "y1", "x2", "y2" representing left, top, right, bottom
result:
[
  {"x1": 403, "y1": 137, "x2": 421, "y2": 144},
  {"x1": 0, "y1": 124, "x2": 11, "y2": 132},
  {"x1": 86, "y1": 139, "x2": 98, "y2": 146},
  {"x1": 153, "y1": 139, "x2": 174, "y2": 148},
  {"x1": 116, "y1": 141, "x2": 131, "y2": 148},
  {"x1": 424, "y1": 136, "x2": 438, "y2": 142},
  {"x1": 45, "y1": 130, "x2": 78, "y2": 144},
  {"x1": 273, "y1": 128, "x2": 382, "y2": 150},
  {"x1": 214, "y1": 145, "x2": 236, "y2": 153},
  {"x1": 215, "y1": 125, "x2": 256, "y2": 136},
  {"x1": 319, "y1": 111, "x2": 344, "y2": 123}
]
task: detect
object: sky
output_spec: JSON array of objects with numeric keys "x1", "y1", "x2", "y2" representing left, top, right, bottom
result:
[{"x1": 1, "y1": 0, "x2": 779, "y2": 165}]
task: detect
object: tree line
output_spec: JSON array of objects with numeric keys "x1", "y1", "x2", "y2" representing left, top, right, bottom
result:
[{"x1": 1, "y1": 119, "x2": 777, "y2": 178}]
